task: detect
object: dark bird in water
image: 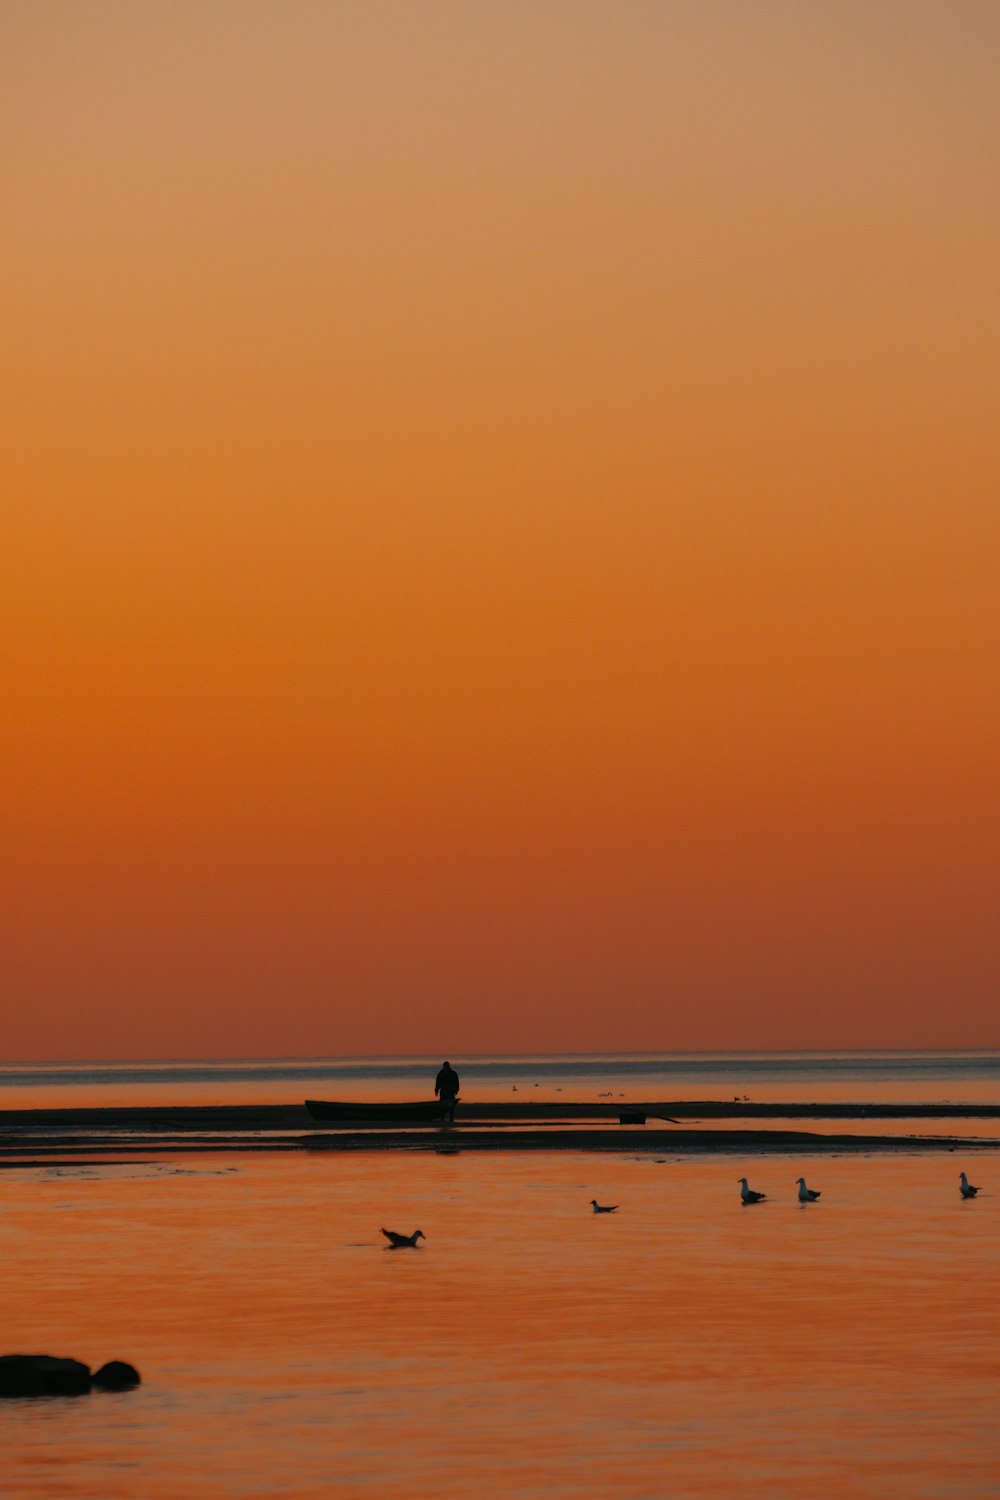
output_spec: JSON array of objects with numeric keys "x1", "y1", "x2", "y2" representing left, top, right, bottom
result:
[
  {"x1": 960, "y1": 1172, "x2": 980, "y2": 1199},
  {"x1": 738, "y1": 1177, "x2": 766, "y2": 1204},
  {"x1": 381, "y1": 1228, "x2": 425, "y2": 1248},
  {"x1": 590, "y1": 1199, "x2": 619, "y2": 1214},
  {"x1": 796, "y1": 1177, "x2": 821, "y2": 1202}
]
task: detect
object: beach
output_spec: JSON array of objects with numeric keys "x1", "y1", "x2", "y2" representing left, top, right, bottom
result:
[
  {"x1": 8, "y1": 0, "x2": 998, "y2": 1489},
  {"x1": 2, "y1": 1098, "x2": 999, "y2": 1171},
  {"x1": 3, "y1": 1053, "x2": 1000, "y2": 1496},
  {"x1": 3, "y1": 1051, "x2": 1000, "y2": 1168}
]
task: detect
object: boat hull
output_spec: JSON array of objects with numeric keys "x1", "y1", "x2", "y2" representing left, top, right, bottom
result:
[{"x1": 304, "y1": 1098, "x2": 452, "y2": 1124}]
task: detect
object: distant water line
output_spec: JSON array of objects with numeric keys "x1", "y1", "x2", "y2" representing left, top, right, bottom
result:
[{"x1": 1, "y1": 1050, "x2": 999, "y2": 1114}]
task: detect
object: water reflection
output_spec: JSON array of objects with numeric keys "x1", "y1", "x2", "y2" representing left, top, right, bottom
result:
[{"x1": 3, "y1": 1149, "x2": 998, "y2": 1496}]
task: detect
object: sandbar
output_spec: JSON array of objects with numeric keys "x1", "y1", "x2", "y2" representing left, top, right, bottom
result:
[{"x1": 1, "y1": 1100, "x2": 997, "y2": 1167}]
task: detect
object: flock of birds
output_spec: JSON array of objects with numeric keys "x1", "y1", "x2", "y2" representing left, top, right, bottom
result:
[
  {"x1": 738, "y1": 1176, "x2": 821, "y2": 1204},
  {"x1": 379, "y1": 1171, "x2": 983, "y2": 1245},
  {"x1": 736, "y1": 1172, "x2": 982, "y2": 1205}
]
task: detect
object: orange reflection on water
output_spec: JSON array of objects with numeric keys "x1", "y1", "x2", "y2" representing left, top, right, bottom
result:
[{"x1": 4, "y1": 1149, "x2": 999, "y2": 1497}]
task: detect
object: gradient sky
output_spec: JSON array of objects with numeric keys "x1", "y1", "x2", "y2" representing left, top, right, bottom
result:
[{"x1": 2, "y1": 1, "x2": 998, "y2": 1062}]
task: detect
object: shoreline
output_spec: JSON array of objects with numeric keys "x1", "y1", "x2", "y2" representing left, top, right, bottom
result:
[
  {"x1": 4, "y1": 1098, "x2": 1000, "y2": 1128},
  {"x1": 1, "y1": 1134, "x2": 995, "y2": 1170},
  {"x1": 2, "y1": 1100, "x2": 998, "y2": 1165}
]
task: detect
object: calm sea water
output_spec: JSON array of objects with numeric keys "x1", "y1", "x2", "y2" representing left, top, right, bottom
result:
[
  {"x1": 3, "y1": 1047, "x2": 1000, "y2": 1109},
  {"x1": 3, "y1": 1053, "x2": 999, "y2": 1498}
]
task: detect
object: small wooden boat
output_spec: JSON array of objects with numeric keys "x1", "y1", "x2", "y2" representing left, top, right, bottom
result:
[{"x1": 304, "y1": 1098, "x2": 452, "y2": 1124}]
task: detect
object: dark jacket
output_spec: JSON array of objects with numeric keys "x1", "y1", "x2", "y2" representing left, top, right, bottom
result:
[{"x1": 435, "y1": 1065, "x2": 459, "y2": 1100}]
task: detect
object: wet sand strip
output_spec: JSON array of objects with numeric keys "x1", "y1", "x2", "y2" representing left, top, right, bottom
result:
[
  {"x1": 301, "y1": 1127, "x2": 999, "y2": 1154},
  {"x1": 4, "y1": 1100, "x2": 1000, "y2": 1131},
  {"x1": 1, "y1": 1102, "x2": 997, "y2": 1168},
  {"x1": 1, "y1": 1126, "x2": 997, "y2": 1167}
]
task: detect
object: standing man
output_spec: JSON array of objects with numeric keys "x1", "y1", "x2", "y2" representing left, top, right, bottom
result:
[{"x1": 434, "y1": 1060, "x2": 460, "y2": 1122}]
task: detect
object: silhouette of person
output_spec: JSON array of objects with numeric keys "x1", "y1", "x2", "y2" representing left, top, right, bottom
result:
[{"x1": 434, "y1": 1060, "x2": 460, "y2": 1122}]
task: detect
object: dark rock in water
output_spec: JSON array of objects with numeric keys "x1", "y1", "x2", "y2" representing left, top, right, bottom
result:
[
  {"x1": 0, "y1": 1355, "x2": 141, "y2": 1397},
  {"x1": 92, "y1": 1360, "x2": 141, "y2": 1390},
  {"x1": 0, "y1": 1355, "x2": 92, "y2": 1397}
]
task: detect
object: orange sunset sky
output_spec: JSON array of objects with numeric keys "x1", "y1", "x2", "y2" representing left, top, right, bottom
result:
[{"x1": 2, "y1": 2, "x2": 998, "y2": 1062}]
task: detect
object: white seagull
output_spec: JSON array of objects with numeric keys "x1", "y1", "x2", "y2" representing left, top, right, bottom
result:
[
  {"x1": 959, "y1": 1172, "x2": 980, "y2": 1199},
  {"x1": 381, "y1": 1228, "x2": 425, "y2": 1248},
  {"x1": 796, "y1": 1177, "x2": 821, "y2": 1202},
  {"x1": 738, "y1": 1177, "x2": 766, "y2": 1204},
  {"x1": 591, "y1": 1199, "x2": 619, "y2": 1213}
]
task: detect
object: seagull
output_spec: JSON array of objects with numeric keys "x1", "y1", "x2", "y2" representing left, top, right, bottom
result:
[
  {"x1": 738, "y1": 1177, "x2": 766, "y2": 1204},
  {"x1": 960, "y1": 1172, "x2": 980, "y2": 1199},
  {"x1": 590, "y1": 1199, "x2": 619, "y2": 1213},
  {"x1": 796, "y1": 1177, "x2": 821, "y2": 1202},
  {"x1": 380, "y1": 1228, "x2": 425, "y2": 1248}
]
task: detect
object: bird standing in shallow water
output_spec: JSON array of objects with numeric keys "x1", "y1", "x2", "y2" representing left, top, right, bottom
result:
[
  {"x1": 959, "y1": 1172, "x2": 980, "y2": 1199},
  {"x1": 381, "y1": 1228, "x2": 425, "y2": 1247},
  {"x1": 796, "y1": 1177, "x2": 821, "y2": 1202},
  {"x1": 590, "y1": 1200, "x2": 618, "y2": 1213},
  {"x1": 738, "y1": 1178, "x2": 766, "y2": 1204}
]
